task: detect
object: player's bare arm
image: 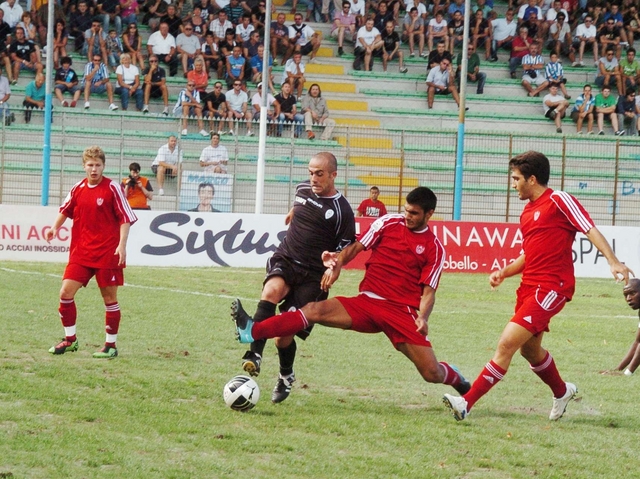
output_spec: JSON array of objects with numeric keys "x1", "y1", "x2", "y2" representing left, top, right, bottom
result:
[
  {"x1": 320, "y1": 241, "x2": 365, "y2": 291},
  {"x1": 585, "y1": 227, "x2": 634, "y2": 283},
  {"x1": 115, "y1": 223, "x2": 132, "y2": 266},
  {"x1": 46, "y1": 213, "x2": 68, "y2": 243},
  {"x1": 284, "y1": 207, "x2": 294, "y2": 225},
  {"x1": 416, "y1": 285, "x2": 436, "y2": 336},
  {"x1": 489, "y1": 253, "x2": 526, "y2": 288}
]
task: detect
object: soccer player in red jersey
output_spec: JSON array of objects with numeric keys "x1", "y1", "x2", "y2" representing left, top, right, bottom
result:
[
  {"x1": 356, "y1": 185, "x2": 387, "y2": 218},
  {"x1": 443, "y1": 151, "x2": 633, "y2": 421},
  {"x1": 46, "y1": 146, "x2": 138, "y2": 359},
  {"x1": 233, "y1": 186, "x2": 471, "y2": 397}
]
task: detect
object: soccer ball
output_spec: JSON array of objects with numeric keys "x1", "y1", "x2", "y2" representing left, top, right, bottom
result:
[{"x1": 223, "y1": 375, "x2": 260, "y2": 411}]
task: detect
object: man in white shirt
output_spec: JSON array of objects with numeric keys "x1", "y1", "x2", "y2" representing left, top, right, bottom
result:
[
  {"x1": 176, "y1": 24, "x2": 201, "y2": 74},
  {"x1": 281, "y1": 52, "x2": 306, "y2": 98},
  {"x1": 490, "y1": 9, "x2": 517, "y2": 62},
  {"x1": 250, "y1": 82, "x2": 277, "y2": 127},
  {"x1": 571, "y1": 16, "x2": 598, "y2": 67},
  {"x1": 199, "y1": 133, "x2": 229, "y2": 174},
  {"x1": 287, "y1": 13, "x2": 321, "y2": 61},
  {"x1": 426, "y1": 56, "x2": 461, "y2": 109},
  {"x1": 0, "y1": 0, "x2": 22, "y2": 29},
  {"x1": 349, "y1": 0, "x2": 366, "y2": 28},
  {"x1": 209, "y1": 11, "x2": 233, "y2": 41},
  {"x1": 225, "y1": 79, "x2": 253, "y2": 136},
  {"x1": 147, "y1": 21, "x2": 178, "y2": 76},
  {"x1": 354, "y1": 17, "x2": 382, "y2": 72},
  {"x1": 152, "y1": 134, "x2": 182, "y2": 196},
  {"x1": 543, "y1": 82, "x2": 569, "y2": 133}
]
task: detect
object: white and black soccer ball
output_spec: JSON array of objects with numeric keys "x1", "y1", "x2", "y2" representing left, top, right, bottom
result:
[{"x1": 223, "y1": 375, "x2": 260, "y2": 411}]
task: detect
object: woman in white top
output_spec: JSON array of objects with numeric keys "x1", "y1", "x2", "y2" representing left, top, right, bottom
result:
[{"x1": 115, "y1": 53, "x2": 144, "y2": 111}]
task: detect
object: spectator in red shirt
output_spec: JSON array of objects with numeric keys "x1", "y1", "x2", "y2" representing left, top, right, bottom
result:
[
  {"x1": 509, "y1": 25, "x2": 533, "y2": 79},
  {"x1": 357, "y1": 186, "x2": 388, "y2": 218}
]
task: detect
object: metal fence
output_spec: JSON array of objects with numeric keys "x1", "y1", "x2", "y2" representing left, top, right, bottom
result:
[{"x1": 1, "y1": 109, "x2": 639, "y2": 225}]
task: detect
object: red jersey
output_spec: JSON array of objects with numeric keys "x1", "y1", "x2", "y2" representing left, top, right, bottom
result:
[
  {"x1": 520, "y1": 188, "x2": 594, "y2": 299},
  {"x1": 358, "y1": 214, "x2": 445, "y2": 309},
  {"x1": 60, "y1": 176, "x2": 138, "y2": 269},
  {"x1": 357, "y1": 198, "x2": 387, "y2": 218}
]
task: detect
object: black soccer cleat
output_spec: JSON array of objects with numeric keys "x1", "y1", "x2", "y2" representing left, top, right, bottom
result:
[
  {"x1": 231, "y1": 298, "x2": 255, "y2": 343},
  {"x1": 451, "y1": 365, "x2": 471, "y2": 395},
  {"x1": 242, "y1": 351, "x2": 262, "y2": 377},
  {"x1": 271, "y1": 373, "x2": 296, "y2": 404}
]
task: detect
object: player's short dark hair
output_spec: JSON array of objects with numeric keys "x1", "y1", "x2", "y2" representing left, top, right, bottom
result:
[
  {"x1": 406, "y1": 187, "x2": 437, "y2": 213},
  {"x1": 60, "y1": 56, "x2": 72, "y2": 65},
  {"x1": 370, "y1": 186, "x2": 379, "y2": 192},
  {"x1": 129, "y1": 162, "x2": 141, "y2": 172},
  {"x1": 628, "y1": 47, "x2": 637, "y2": 55},
  {"x1": 198, "y1": 182, "x2": 215, "y2": 194},
  {"x1": 509, "y1": 151, "x2": 550, "y2": 186}
]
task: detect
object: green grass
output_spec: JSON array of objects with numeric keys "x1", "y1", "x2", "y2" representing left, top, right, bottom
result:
[{"x1": 1, "y1": 262, "x2": 639, "y2": 478}]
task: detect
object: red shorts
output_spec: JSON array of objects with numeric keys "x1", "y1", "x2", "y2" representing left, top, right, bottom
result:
[
  {"x1": 63, "y1": 263, "x2": 124, "y2": 288},
  {"x1": 336, "y1": 294, "x2": 432, "y2": 349},
  {"x1": 511, "y1": 284, "x2": 567, "y2": 335}
]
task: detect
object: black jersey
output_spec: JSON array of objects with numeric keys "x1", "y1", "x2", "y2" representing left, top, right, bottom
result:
[{"x1": 277, "y1": 181, "x2": 355, "y2": 273}]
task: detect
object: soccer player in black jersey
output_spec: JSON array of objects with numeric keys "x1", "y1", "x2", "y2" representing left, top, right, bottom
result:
[{"x1": 238, "y1": 151, "x2": 356, "y2": 403}]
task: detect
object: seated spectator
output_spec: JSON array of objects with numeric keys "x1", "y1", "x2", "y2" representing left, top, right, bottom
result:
[
  {"x1": 18, "y1": 12, "x2": 39, "y2": 56},
  {"x1": 357, "y1": 186, "x2": 387, "y2": 217},
  {"x1": 142, "y1": 55, "x2": 170, "y2": 115},
  {"x1": 251, "y1": 2, "x2": 267, "y2": 34},
  {"x1": 474, "y1": 0, "x2": 492, "y2": 18},
  {"x1": 428, "y1": 41, "x2": 452, "y2": 70},
  {"x1": 210, "y1": 10, "x2": 233, "y2": 42},
  {"x1": 225, "y1": 44, "x2": 246, "y2": 88},
  {"x1": 0, "y1": 64, "x2": 11, "y2": 125},
  {"x1": 509, "y1": 26, "x2": 532, "y2": 78},
  {"x1": 115, "y1": 53, "x2": 143, "y2": 111},
  {"x1": 546, "y1": 12, "x2": 571, "y2": 61},
  {"x1": 163, "y1": 3, "x2": 183, "y2": 38},
  {"x1": 571, "y1": 84, "x2": 595, "y2": 134},
  {"x1": 152, "y1": 134, "x2": 182, "y2": 196},
  {"x1": 469, "y1": 9, "x2": 490, "y2": 55},
  {"x1": 120, "y1": 0, "x2": 140, "y2": 28},
  {"x1": 189, "y1": 5, "x2": 207, "y2": 40},
  {"x1": 82, "y1": 53, "x2": 118, "y2": 110},
  {"x1": 620, "y1": 47, "x2": 639, "y2": 96},
  {"x1": 242, "y1": 30, "x2": 261, "y2": 65},
  {"x1": 201, "y1": 31, "x2": 224, "y2": 78},
  {"x1": 287, "y1": 13, "x2": 321, "y2": 61},
  {"x1": 226, "y1": 79, "x2": 252, "y2": 135},
  {"x1": 235, "y1": 13, "x2": 254, "y2": 43},
  {"x1": 143, "y1": 0, "x2": 170, "y2": 32},
  {"x1": 600, "y1": 17, "x2": 622, "y2": 60},
  {"x1": 9, "y1": 26, "x2": 43, "y2": 84},
  {"x1": 69, "y1": 1, "x2": 92, "y2": 53},
  {"x1": 625, "y1": 5, "x2": 640, "y2": 49},
  {"x1": 54, "y1": 56, "x2": 81, "y2": 107},
  {"x1": 604, "y1": 4, "x2": 628, "y2": 46},
  {"x1": 219, "y1": 28, "x2": 237, "y2": 59},
  {"x1": 0, "y1": 0, "x2": 22, "y2": 30},
  {"x1": 571, "y1": 16, "x2": 598, "y2": 67},
  {"x1": 189, "y1": 183, "x2": 220, "y2": 212},
  {"x1": 199, "y1": 133, "x2": 229, "y2": 173},
  {"x1": 187, "y1": 56, "x2": 209, "y2": 95},
  {"x1": 97, "y1": 0, "x2": 123, "y2": 36},
  {"x1": 354, "y1": 18, "x2": 383, "y2": 72},
  {"x1": 616, "y1": 89, "x2": 638, "y2": 136},
  {"x1": 106, "y1": 28, "x2": 124, "y2": 69},
  {"x1": 84, "y1": 19, "x2": 109, "y2": 63},
  {"x1": 595, "y1": 48, "x2": 623, "y2": 93},
  {"x1": 448, "y1": 10, "x2": 465, "y2": 55},
  {"x1": 250, "y1": 82, "x2": 276, "y2": 132},
  {"x1": 53, "y1": 20, "x2": 69, "y2": 69},
  {"x1": 543, "y1": 82, "x2": 569, "y2": 133},
  {"x1": 176, "y1": 22, "x2": 201, "y2": 74},
  {"x1": 428, "y1": 10, "x2": 449, "y2": 54},
  {"x1": 426, "y1": 56, "x2": 461, "y2": 109},
  {"x1": 251, "y1": 44, "x2": 275, "y2": 92},
  {"x1": 595, "y1": 85, "x2": 620, "y2": 135},
  {"x1": 203, "y1": 81, "x2": 228, "y2": 134},
  {"x1": 456, "y1": 44, "x2": 486, "y2": 94},
  {"x1": 23, "y1": 73, "x2": 45, "y2": 123},
  {"x1": 274, "y1": 81, "x2": 303, "y2": 137},
  {"x1": 301, "y1": 83, "x2": 336, "y2": 140},
  {"x1": 333, "y1": 1, "x2": 356, "y2": 57},
  {"x1": 147, "y1": 21, "x2": 178, "y2": 77},
  {"x1": 123, "y1": 161, "x2": 153, "y2": 210},
  {"x1": 174, "y1": 80, "x2": 207, "y2": 136},
  {"x1": 122, "y1": 23, "x2": 146, "y2": 70},
  {"x1": 373, "y1": 1, "x2": 394, "y2": 33},
  {"x1": 490, "y1": 8, "x2": 516, "y2": 62},
  {"x1": 448, "y1": 0, "x2": 465, "y2": 20},
  {"x1": 545, "y1": 52, "x2": 569, "y2": 98},
  {"x1": 271, "y1": 12, "x2": 289, "y2": 64},
  {"x1": 225, "y1": 0, "x2": 246, "y2": 26},
  {"x1": 403, "y1": 7, "x2": 425, "y2": 58},
  {"x1": 282, "y1": 51, "x2": 306, "y2": 98},
  {"x1": 381, "y1": 20, "x2": 407, "y2": 74},
  {"x1": 517, "y1": 0, "x2": 542, "y2": 25},
  {"x1": 521, "y1": 43, "x2": 548, "y2": 97},
  {"x1": 348, "y1": 0, "x2": 366, "y2": 28}
]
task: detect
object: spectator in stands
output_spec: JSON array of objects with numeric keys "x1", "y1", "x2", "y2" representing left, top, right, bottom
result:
[
  {"x1": 595, "y1": 48, "x2": 623, "y2": 93},
  {"x1": 373, "y1": 1, "x2": 394, "y2": 33},
  {"x1": 164, "y1": 4, "x2": 183, "y2": 37},
  {"x1": 176, "y1": 22, "x2": 201, "y2": 74},
  {"x1": 428, "y1": 10, "x2": 449, "y2": 54},
  {"x1": 144, "y1": 0, "x2": 170, "y2": 32},
  {"x1": 403, "y1": 7, "x2": 425, "y2": 58},
  {"x1": 474, "y1": 0, "x2": 492, "y2": 18},
  {"x1": 426, "y1": 56, "x2": 462, "y2": 109},
  {"x1": 242, "y1": 30, "x2": 261, "y2": 63},
  {"x1": 600, "y1": 17, "x2": 622, "y2": 60},
  {"x1": 189, "y1": 5, "x2": 207, "y2": 40},
  {"x1": 428, "y1": 40, "x2": 452, "y2": 70},
  {"x1": 70, "y1": 2, "x2": 93, "y2": 52},
  {"x1": 52, "y1": 20, "x2": 69, "y2": 69},
  {"x1": 282, "y1": 51, "x2": 306, "y2": 98},
  {"x1": 354, "y1": 17, "x2": 383, "y2": 72},
  {"x1": 543, "y1": 82, "x2": 569, "y2": 133},
  {"x1": 251, "y1": 2, "x2": 266, "y2": 34},
  {"x1": 287, "y1": 12, "x2": 321, "y2": 61},
  {"x1": 197, "y1": 0, "x2": 216, "y2": 23},
  {"x1": 595, "y1": 85, "x2": 620, "y2": 135},
  {"x1": 9, "y1": 26, "x2": 43, "y2": 84},
  {"x1": 456, "y1": 44, "x2": 486, "y2": 94},
  {"x1": 54, "y1": 56, "x2": 81, "y2": 107},
  {"x1": 84, "y1": 19, "x2": 109, "y2": 63},
  {"x1": 571, "y1": 84, "x2": 595, "y2": 134},
  {"x1": 616, "y1": 89, "x2": 638, "y2": 136},
  {"x1": 541, "y1": 0, "x2": 566, "y2": 40},
  {"x1": 219, "y1": 28, "x2": 237, "y2": 58},
  {"x1": 23, "y1": 72, "x2": 45, "y2": 123},
  {"x1": 469, "y1": 8, "x2": 491, "y2": 56},
  {"x1": 123, "y1": 162, "x2": 153, "y2": 210},
  {"x1": 174, "y1": 80, "x2": 208, "y2": 136},
  {"x1": 250, "y1": 82, "x2": 276, "y2": 133},
  {"x1": 199, "y1": 132, "x2": 229, "y2": 173},
  {"x1": 147, "y1": 20, "x2": 178, "y2": 76},
  {"x1": 625, "y1": 5, "x2": 640, "y2": 49},
  {"x1": 152, "y1": 134, "x2": 182, "y2": 196},
  {"x1": 490, "y1": 8, "x2": 516, "y2": 62},
  {"x1": 348, "y1": 0, "x2": 366, "y2": 28},
  {"x1": 357, "y1": 186, "x2": 387, "y2": 217},
  {"x1": 98, "y1": 0, "x2": 123, "y2": 36},
  {"x1": 82, "y1": 53, "x2": 118, "y2": 111},
  {"x1": 620, "y1": 47, "x2": 639, "y2": 96},
  {"x1": 120, "y1": 0, "x2": 140, "y2": 28},
  {"x1": 106, "y1": 28, "x2": 124, "y2": 69},
  {"x1": 203, "y1": 80, "x2": 228, "y2": 134},
  {"x1": 448, "y1": 9, "x2": 465, "y2": 55},
  {"x1": 0, "y1": 64, "x2": 11, "y2": 125},
  {"x1": 604, "y1": 4, "x2": 628, "y2": 46},
  {"x1": 448, "y1": 0, "x2": 465, "y2": 20},
  {"x1": 115, "y1": 53, "x2": 143, "y2": 111},
  {"x1": 251, "y1": 44, "x2": 275, "y2": 92},
  {"x1": 520, "y1": 10, "x2": 540, "y2": 42},
  {"x1": 0, "y1": 0, "x2": 22, "y2": 29},
  {"x1": 271, "y1": 12, "x2": 289, "y2": 64},
  {"x1": 571, "y1": 16, "x2": 597, "y2": 67},
  {"x1": 521, "y1": 42, "x2": 548, "y2": 96},
  {"x1": 189, "y1": 183, "x2": 220, "y2": 212},
  {"x1": 382, "y1": 19, "x2": 407, "y2": 74},
  {"x1": 210, "y1": 10, "x2": 234, "y2": 41},
  {"x1": 226, "y1": 44, "x2": 246, "y2": 88},
  {"x1": 201, "y1": 31, "x2": 224, "y2": 78},
  {"x1": 225, "y1": 0, "x2": 245, "y2": 26},
  {"x1": 547, "y1": 12, "x2": 571, "y2": 60},
  {"x1": 142, "y1": 55, "x2": 170, "y2": 115},
  {"x1": 509, "y1": 26, "x2": 532, "y2": 78},
  {"x1": 321, "y1": 0, "x2": 342, "y2": 24},
  {"x1": 517, "y1": 0, "x2": 542, "y2": 24},
  {"x1": 301, "y1": 83, "x2": 335, "y2": 140},
  {"x1": 545, "y1": 51, "x2": 569, "y2": 98},
  {"x1": 333, "y1": 1, "x2": 356, "y2": 57},
  {"x1": 235, "y1": 13, "x2": 254, "y2": 43},
  {"x1": 274, "y1": 81, "x2": 303, "y2": 137},
  {"x1": 226, "y1": 79, "x2": 252, "y2": 135},
  {"x1": 122, "y1": 23, "x2": 145, "y2": 70}
]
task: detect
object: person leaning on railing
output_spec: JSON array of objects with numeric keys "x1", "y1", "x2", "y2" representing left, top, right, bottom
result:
[{"x1": 300, "y1": 83, "x2": 335, "y2": 141}]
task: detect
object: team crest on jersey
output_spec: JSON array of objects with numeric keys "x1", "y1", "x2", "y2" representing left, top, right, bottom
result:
[
  {"x1": 534, "y1": 211, "x2": 540, "y2": 221},
  {"x1": 416, "y1": 245, "x2": 425, "y2": 254},
  {"x1": 97, "y1": 198, "x2": 104, "y2": 206},
  {"x1": 325, "y1": 209, "x2": 334, "y2": 220}
]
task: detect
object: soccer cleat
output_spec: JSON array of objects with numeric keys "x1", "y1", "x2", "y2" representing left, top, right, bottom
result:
[
  {"x1": 49, "y1": 338, "x2": 79, "y2": 355},
  {"x1": 231, "y1": 298, "x2": 255, "y2": 343},
  {"x1": 443, "y1": 394, "x2": 468, "y2": 421},
  {"x1": 272, "y1": 373, "x2": 295, "y2": 403},
  {"x1": 450, "y1": 365, "x2": 471, "y2": 395},
  {"x1": 549, "y1": 382, "x2": 577, "y2": 420},
  {"x1": 93, "y1": 346, "x2": 118, "y2": 359},
  {"x1": 242, "y1": 351, "x2": 262, "y2": 377}
]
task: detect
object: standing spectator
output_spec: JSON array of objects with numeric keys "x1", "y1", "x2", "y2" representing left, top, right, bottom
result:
[
  {"x1": 620, "y1": 47, "x2": 639, "y2": 96},
  {"x1": 490, "y1": 9, "x2": 516, "y2": 62},
  {"x1": 122, "y1": 162, "x2": 153, "y2": 210},
  {"x1": 543, "y1": 82, "x2": 570, "y2": 133},
  {"x1": 616, "y1": 89, "x2": 638, "y2": 136},
  {"x1": 82, "y1": 53, "x2": 118, "y2": 110},
  {"x1": 356, "y1": 185, "x2": 387, "y2": 217},
  {"x1": 595, "y1": 48, "x2": 622, "y2": 93},
  {"x1": 287, "y1": 12, "x2": 321, "y2": 61},
  {"x1": 225, "y1": 44, "x2": 246, "y2": 88},
  {"x1": 270, "y1": 13, "x2": 290, "y2": 63},
  {"x1": 69, "y1": 1, "x2": 93, "y2": 53},
  {"x1": 427, "y1": 10, "x2": 449, "y2": 54},
  {"x1": 0, "y1": 64, "x2": 11, "y2": 125},
  {"x1": 176, "y1": 22, "x2": 201, "y2": 74},
  {"x1": 250, "y1": 44, "x2": 275, "y2": 92},
  {"x1": 142, "y1": 55, "x2": 170, "y2": 115},
  {"x1": 545, "y1": 51, "x2": 569, "y2": 98},
  {"x1": 381, "y1": 19, "x2": 407, "y2": 74},
  {"x1": 174, "y1": 80, "x2": 207, "y2": 136},
  {"x1": 426, "y1": 56, "x2": 462, "y2": 109},
  {"x1": 122, "y1": 23, "x2": 145, "y2": 70},
  {"x1": 201, "y1": 31, "x2": 224, "y2": 78},
  {"x1": 115, "y1": 53, "x2": 143, "y2": 111},
  {"x1": 595, "y1": 85, "x2": 620, "y2": 135},
  {"x1": 9, "y1": 26, "x2": 43, "y2": 84},
  {"x1": 225, "y1": 79, "x2": 252, "y2": 135},
  {"x1": 281, "y1": 51, "x2": 306, "y2": 98},
  {"x1": 571, "y1": 84, "x2": 595, "y2": 134},
  {"x1": 0, "y1": 0, "x2": 22, "y2": 29},
  {"x1": 152, "y1": 134, "x2": 182, "y2": 196},
  {"x1": 521, "y1": 43, "x2": 548, "y2": 97},
  {"x1": 23, "y1": 72, "x2": 45, "y2": 123},
  {"x1": 84, "y1": 19, "x2": 109, "y2": 63},
  {"x1": 403, "y1": 7, "x2": 425, "y2": 58},
  {"x1": 301, "y1": 83, "x2": 335, "y2": 140},
  {"x1": 332, "y1": 1, "x2": 356, "y2": 57},
  {"x1": 615, "y1": 278, "x2": 640, "y2": 376},
  {"x1": 354, "y1": 17, "x2": 383, "y2": 72},
  {"x1": 98, "y1": 0, "x2": 123, "y2": 36},
  {"x1": 210, "y1": 10, "x2": 233, "y2": 41},
  {"x1": 456, "y1": 44, "x2": 486, "y2": 94},
  {"x1": 147, "y1": 20, "x2": 178, "y2": 76},
  {"x1": 509, "y1": 26, "x2": 532, "y2": 79},
  {"x1": 203, "y1": 80, "x2": 228, "y2": 134},
  {"x1": 275, "y1": 81, "x2": 303, "y2": 137},
  {"x1": 45, "y1": 146, "x2": 137, "y2": 359},
  {"x1": 54, "y1": 56, "x2": 81, "y2": 107},
  {"x1": 571, "y1": 16, "x2": 597, "y2": 67},
  {"x1": 199, "y1": 133, "x2": 229, "y2": 173}
]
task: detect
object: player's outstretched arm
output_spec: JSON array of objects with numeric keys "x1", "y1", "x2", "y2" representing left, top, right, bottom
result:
[
  {"x1": 320, "y1": 241, "x2": 365, "y2": 292},
  {"x1": 45, "y1": 213, "x2": 68, "y2": 243},
  {"x1": 586, "y1": 227, "x2": 634, "y2": 284},
  {"x1": 284, "y1": 207, "x2": 294, "y2": 225},
  {"x1": 115, "y1": 223, "x2": 132, "y2": 266},
  {"x1": 415, "y1": 285, "x2": 436, "y2": 336},
  {"x1": 489, "y1": 253, "x2": 525, "y2": 289}
]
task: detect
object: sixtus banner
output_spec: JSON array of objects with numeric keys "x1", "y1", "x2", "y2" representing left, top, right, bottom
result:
[{"x1": 1, "y1": 205, "x2": 639, "y2": 277}]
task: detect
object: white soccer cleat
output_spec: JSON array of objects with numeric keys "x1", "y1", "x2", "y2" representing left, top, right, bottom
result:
[
  {"x1": 443, "y1": 394, "x2": 468, "y2": 421},
  {"x1": 549, "y1": 382, "x2": 577, "y2": 420}
]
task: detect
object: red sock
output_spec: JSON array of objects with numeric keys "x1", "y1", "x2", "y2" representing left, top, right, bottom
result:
[
  {"x1": 464, "y1": 360, "x2": 507, "y2": 411},
  {"x1": 105, "y1": 302, "x2": 120, "y2": 348},
  {"x1": 252, "y1": 310, "x2": 308, "y2": 341},
  {"x1": 530, "y1": 351, "x2": 567, "y2": 398},
  {"x1": 439, "y1": 361, "x2": 461, "y2": 387},
  {"x1": 59, "y1": 298, "x2": 77, "y2": 341}
]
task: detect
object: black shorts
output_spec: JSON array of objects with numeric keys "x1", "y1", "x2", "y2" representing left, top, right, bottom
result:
[
  {"x1": 148, "y1": 85, "x2": 164, "y2": 98},
  {"x1": 264, "y1": 253, "x2": 328, "y2": 340},
  {"x1": 299, "y1": 42, "x2": 314, "y2": 56}
]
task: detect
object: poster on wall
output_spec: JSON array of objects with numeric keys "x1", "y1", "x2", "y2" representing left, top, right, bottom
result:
[{"x1": 178, "y1": 170, "x2": 233, "y2": 212}]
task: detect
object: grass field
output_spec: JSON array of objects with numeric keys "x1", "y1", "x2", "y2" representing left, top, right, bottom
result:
[{"x1": 1, "y1": 261, "x2": 640, "y2": 479}]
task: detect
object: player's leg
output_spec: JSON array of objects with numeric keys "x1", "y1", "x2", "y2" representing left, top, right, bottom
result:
[
  {"x1": 49, "y1": 277, "x2": 84, "y2": 354},
  {"x1": 93, "y1": 271, "x2": 123, "y2": 358}
]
